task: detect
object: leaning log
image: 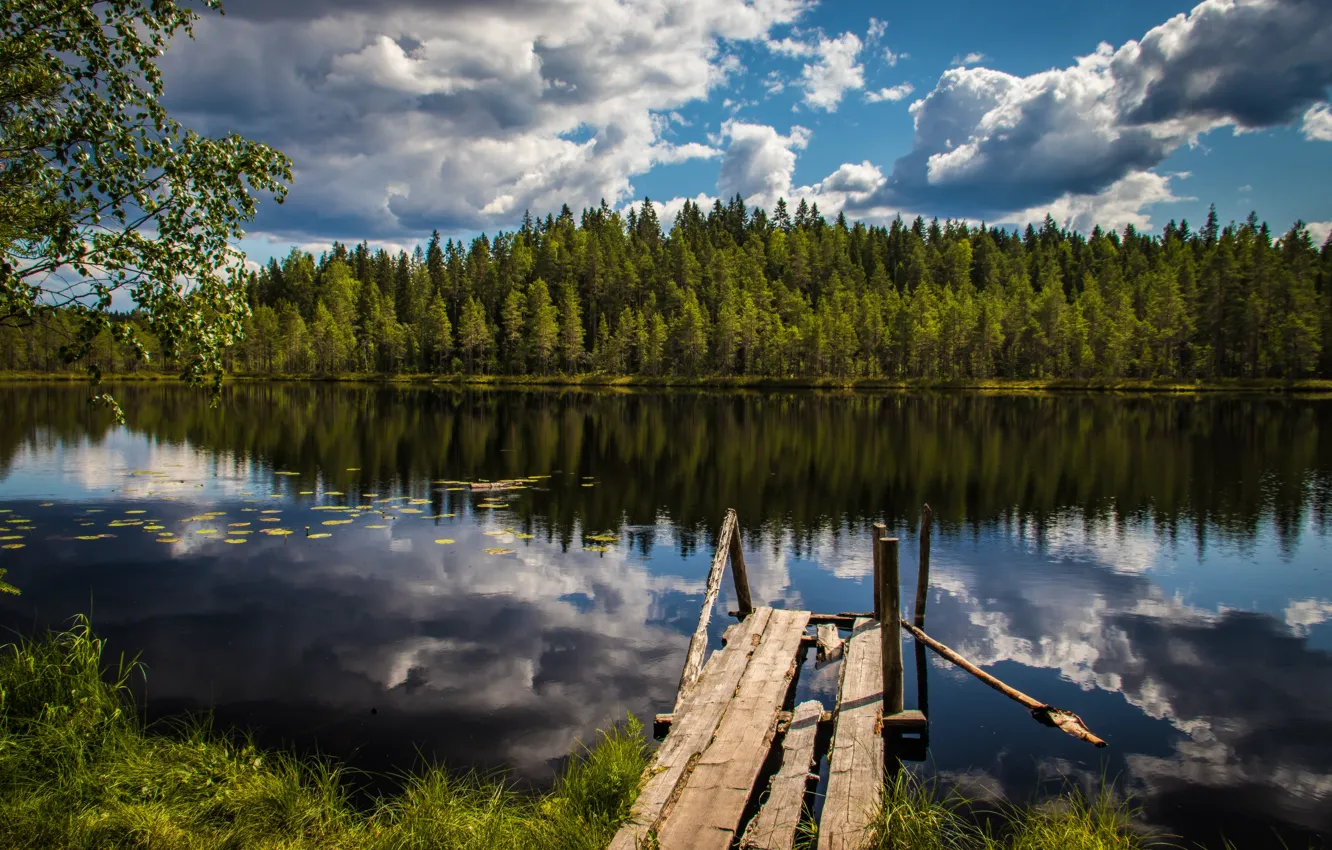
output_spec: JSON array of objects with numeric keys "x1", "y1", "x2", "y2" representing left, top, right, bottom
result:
[
  {"x1": 675, "y1": 508, "x2": 739, "y2": 711},
  {"x1": 901, "y1": 621, "x2": 1107, "y2": 748}
]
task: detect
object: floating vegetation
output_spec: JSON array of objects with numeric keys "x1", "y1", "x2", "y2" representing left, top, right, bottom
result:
[
  {"x1": 398, "y1": 508, "x2": 422, "y2": 514},
  {"x1": 260, "y1": 509, "x2": 282, "y2": 514},
  {"x1": 477, "y1": 503, "x2": 508, "y2": 509},
  {"x1": 307, "y1": 533, "x2": 331, "y2": 539},
  {"x1": 223, "y1": 538, "x2": 247, "y2": 544},
  {"x1": 581, "y1": 483, "x2": 595, "y2": 488},
  {"x1": 194, "y1": 529, "x2": 219, "y2": 535},
  {"x1": 434, "y1": 539, "x2": 455, "y2": 545},
  {"x1": 124, "y1": 510, "x2": 146, "y2": 515},
  {"x1": 483, "y1": 547, "x2": 517, "y2": 555},
  {"x1": 446, "y1": 487, "x2": 465, "y2": 491},
  {"x1": 107, "y1": 521, "x2": 143, "y2": 528},
  {"x1": 586, "y1": 535, "x2": 617, "y2": 543},
  {"x1": 0, "y1": 535, "x2": 23, "y2": 541},
  {"x1": 228, "y1": 522, "x2": 251, "y2": 528},
  {"x1": 366, "y1": 524, "x2": 388, "y2": 529},
  {"x1": 515, "y1": 533, "x2": 535, "y2": 540},
  {"x1": 154, "y1": 537, "x2": 177, "y2": 543},
  {"x1": 322, "y1": 520, "x2": 352, "y2": 526},
  {"x1": 585, "y1": 545, "x2": 611, "y2": 553},
  {"x1": 408, "y1": 499, "x2": 429, "y2": 505},
  {"x1": 143, "y1": 525, "x2": 165, "y2": 531},
  {"x1": 228, "y1": 530, "x2": 252, "y2": 536},
  {"x1": 299, "y1": 490, "x2": 314, "y2": 495},
  {"x1": 274, "y1": 471, "x2": 300, "y2": 476},
  {"x1": 325, "y1": 490, "x2": 344, "y2": 496},
  {"x1": 259, "y1": 517, "x2": 281, "y2": 523},
  {"x1": 74, "y1": 536, "x2": 103, "y2": 541},
  {"x1": 261, "y1": 529, "x2": 293, "y2": 537},
  {"x1": 346, "y1": 467, "x2": 360, "y2": 471},
  {"x1": 362, "y1": 493, "x2": 379, "y2": 498},
  {"x1": 39, "y1": 503, "x2": 53, "y2": 507},
  {"x1": 484, "y1": 530, "x2": 507, "y2": 537}
]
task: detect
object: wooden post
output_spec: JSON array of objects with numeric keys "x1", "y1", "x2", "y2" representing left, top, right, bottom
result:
[
  {"x1": 675, "y1": 509, "x2": 738, "y2": 711},
  {"x1": 914, "y1": 504, "x2": 932, "y2": 629},
  {"x1": 728, "y1": 512, "x2": 753, "y2": 620},
  {"x1": 871, "y1": 522, "x2": 886, "y2": 616},
  {"x1": 877, "y1": 537, "x2": 904, "y2": 715}
]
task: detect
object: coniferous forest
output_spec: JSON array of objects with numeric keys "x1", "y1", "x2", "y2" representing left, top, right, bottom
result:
[{"x1": 4, "y1": 197, "x2": 1332, "y2": 381}]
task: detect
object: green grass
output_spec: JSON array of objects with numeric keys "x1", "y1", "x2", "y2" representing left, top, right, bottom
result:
[
  {"x1": 0, "y1": 617, "x2": 650, "y2": 850},
  {"x1": 862, "y1": 769, "x2": 1160, "y2": 850}
]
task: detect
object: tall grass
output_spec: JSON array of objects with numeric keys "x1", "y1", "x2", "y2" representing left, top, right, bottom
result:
[
  {"x1": 0, "y1": 617, "x2": 650, "y2": 850},
  {"x1": 864, "y1": 768, "x2": 1163, "y2": 850}
]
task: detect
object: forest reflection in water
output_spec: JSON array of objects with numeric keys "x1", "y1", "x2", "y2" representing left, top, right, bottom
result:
[{"x1": 0, "y1": 382, "x2": 1329, "y2": 848}]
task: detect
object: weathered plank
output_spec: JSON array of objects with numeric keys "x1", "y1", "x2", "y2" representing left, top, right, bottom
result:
[
  {"x1": 741, "y1": 699, "x2": 823, "y2": 850},
  {"x1": 676, "y1": 508, "x2": 740, "y2": 711},
  {"x1": 815, "y1": 623, "x2": 843, "y2": 666},
  {"x1": 881, "y1": 709, "x2": 928, "y2": 729},
  {"x1": 656, "y1": 608, "x2": 812, "y2": 850},
  {"x1": 818, "y1": 617, "x2": 884, "y2": 850},
  {"x1": 609, "y1": 608, "x2": 773, "y2": 850},
  {"x1": 730, "y1": 521, "x2": 754, "y2": 618}
]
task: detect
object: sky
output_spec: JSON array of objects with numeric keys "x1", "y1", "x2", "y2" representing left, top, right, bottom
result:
[{"x1": 154, "y1": 0, "x2": 1332, "y2": 265}]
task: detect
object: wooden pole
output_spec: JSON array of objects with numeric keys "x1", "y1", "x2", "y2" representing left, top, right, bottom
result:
[
  {"x1": 871, "y1": 522, "x2": 886, "y2": 615},
  {"x1": 901, "y1": 621, "x2": 1107, "y2": 748},
  {"x1": 675, "y1": 509, "x2": 738, "y2": 711},
  {"x1": 728, "y1": 512, "x2": 753, "y2": 620},
  {"x1": 877, "y1": 537, "x2": 904, "y2": 715},
  {"x1": 914, "y1": 504, "x2": 932, "y2": 629}
]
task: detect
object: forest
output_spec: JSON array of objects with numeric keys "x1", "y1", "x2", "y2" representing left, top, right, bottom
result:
[{"x1": 3, "y1": 197, "x2": 1331, "y2": 380}]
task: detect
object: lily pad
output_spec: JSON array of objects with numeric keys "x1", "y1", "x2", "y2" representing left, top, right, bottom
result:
[
  {"x1": 322, "y1": 520, "x2": 352, "y2": 526},
  {"x1": 483, "y1": 547, "x2": 517, "y2": 555},
  {"x1": 366, "y1": 524, "x2": 388, "y2": 529},
  {"x1": 195, "y1": 529, "x2": 219, "y2": 535},
  {"x1": 223, "y1": 538, "x2": 247, "y2": 544},
  {"x1": 434, "y1": 539, "x2": 455, "y2": 545},
  {"x1": 585, "y1": 545, "x2": 611, "y2": 553},
  {"x1": 3, "y1": 544, "x2": 26, "y2": 550},
  {"x1": 228, "y1": 522, "x2": 251, "y2": 528},
  {"x1": 307, "y1": 533, "x2": 332, "y2": 539}
]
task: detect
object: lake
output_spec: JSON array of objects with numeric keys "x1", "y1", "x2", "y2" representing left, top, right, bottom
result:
[{"x1": 1, "y1": 382, "x2": 1329, "y2": 848}]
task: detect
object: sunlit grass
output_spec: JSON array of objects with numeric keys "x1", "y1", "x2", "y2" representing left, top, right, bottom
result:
[
  {"x1": 864, "y1": 769, "x2": 1164, "y2": 850},
  {"x1": 0, "y1": 618, "x2": 650, "y2": 850}
]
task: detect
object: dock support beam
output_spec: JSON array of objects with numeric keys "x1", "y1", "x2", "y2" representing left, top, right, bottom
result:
[
  {"x1": 730, "y1": 517, "x2": 753, "y2": 620},
  {"x1": 877, "y1": 536, "x2": 904, "y2": 715},
  {"x1": 915, "y1": 505, "x2": 932, "y2": 629}
]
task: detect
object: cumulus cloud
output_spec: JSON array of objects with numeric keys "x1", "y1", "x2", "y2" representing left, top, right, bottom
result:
[
  {"x1": 715, "y1": 120, "x2": 811, "y2": 204},
  {"x1": 950, "y1": 51, "x2": 986, "y2": 66},
  {"x1": 1302, "y1": 102, "x2": 1332, "y2": 141},
  {"x1": 864, "y1": 83, "x2": 914, "y2": 103},
  {"x1": 796, "y1": 32, "x2": 866, "y2": 111},
  {"x1": 882, "y1": 48, "x2": 904, "y2": 67},
  {"x1": 859, "y1": 0, "x2": 1332, "y2": 223},
  {"x1": 160, "y1": 0, "x2": 812, "y2": 240},
  {"x1": 1307, "y1": 221, "x2": 1332, "y2": 246},
  {"x1": 865, "y1": 17, "x2": 887, "y2": 42}
]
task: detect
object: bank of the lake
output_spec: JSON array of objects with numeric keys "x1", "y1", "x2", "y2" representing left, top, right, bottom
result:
[
  {"x1": 5, "y1": 370, "x2": 1332, "y2": 394},
  {"x1": 1, "y1": 620, "x2": 1166, "y2": 850}
]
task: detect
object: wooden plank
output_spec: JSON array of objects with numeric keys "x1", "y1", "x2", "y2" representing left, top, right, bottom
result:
[
  {"x1": 609, "y1": 608, "x2": 774, "y2": 850},
  {"x1": 818, "y1": 617, "x2": 884, "y2": 850},
  {"x1": 815, "y1": 623, "x2": 843, "y2": 666},
  {"x1": 656, "y1": 609, "x2": 812, "y2": 850},
  {"x1": 730, "y1": 516, "x2": 754, "y2": 619},
  {"x1": 741, "y1": 699, "x2": 822, "y2": 850},
  {"x1": 881, "y1": 709, "x2": 928, "y2": 729},
  {"x1": 676, "y1": 509, "x2": 739, "y2": 711},
  {"x1": 871, "y1": 522, "x2": 886, "y2": 614}
]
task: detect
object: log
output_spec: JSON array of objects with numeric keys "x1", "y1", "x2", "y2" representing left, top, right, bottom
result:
[
  {"x1": 730, "y1": 516, "x2": 754, "y2": 619},
  {"x1": 901, "y1": 621, "x2": 1107, "y2": 748},
  {"x1": 877, "y1": 537, "x2": 904, "y2": 715},
  {"x1": 676, "y1": 508, "x2": 739, "y2": 710},
  {"x1": 915, "y1": 504, "x2": 932, "y2": 629}
]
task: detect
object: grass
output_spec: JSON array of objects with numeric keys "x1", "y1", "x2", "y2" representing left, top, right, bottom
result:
[
  {"x1": 860, "y1": 770, "x2": 1160, "y2": 850},
  {"x1": 0, "y1": 617, "x2": 650, "y2": 850}
]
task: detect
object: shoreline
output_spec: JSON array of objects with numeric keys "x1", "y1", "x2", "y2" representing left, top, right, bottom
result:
[{"x1": 4, "y1": 371, "x2": 1332, "y2": 394}]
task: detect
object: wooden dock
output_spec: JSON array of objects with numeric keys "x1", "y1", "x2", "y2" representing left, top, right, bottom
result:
[{"x1": 611, "y1": 507, "x2": 1106, "y2": 850}]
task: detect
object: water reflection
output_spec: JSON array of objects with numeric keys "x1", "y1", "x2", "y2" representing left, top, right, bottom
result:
[{"x1": 0, "y1": 383, "x2": 1329, "y2": 847}]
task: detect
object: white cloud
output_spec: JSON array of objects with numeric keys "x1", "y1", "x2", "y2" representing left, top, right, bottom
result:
[
  {"x1": 1285, "y1": 598, "x2": 1332, "y2": 638},
  {"x1": 1302, "y1": 102, "x2": 1332, "y2": 141},
  {"x1": 163, "y1": 0, "x2": 814, "y2": 240},
  {"x1": 951, "y1": 51, "x2": 986, "y2": 66},
  {"x1": 998, "y1": 169, "x2": 1192, "y2": 234},
  {"x1": 864, "y1": 83, "x2": 914, "y2": 103},
  {"x1": 882, "y1": 48, "x2": 902, "y2": 67},
  {"x1": 797, "y1": 32, "x2": 866, "y2": 111},
  {"x1": 1307, "y1": 221, "x2": 1332, "y2": 246},
  {"x1": 764, "y1": 70, "x2": 786, "y2": 95},
  {"x1": 715, "y1": 120, "x2": 811, "y2": 205},
  {"x1": 866, "y1": 17, "x2": 887, "y2": 42},
  {"x1": 765, "y1": 35, "x2": 817, "y2": 58},
  {"x1": 859, "y1": 0, "x2": 1332, "y2": 226}
]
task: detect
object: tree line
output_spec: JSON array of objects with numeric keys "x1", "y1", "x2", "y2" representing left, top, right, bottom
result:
[{"x1": 5, "y1": 198, "x2": 1332, "y2": 380}]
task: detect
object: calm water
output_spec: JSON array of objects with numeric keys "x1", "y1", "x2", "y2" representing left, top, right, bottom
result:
[{"x1": 1, "y1": 383, "x2": 1330, "y2": 848}]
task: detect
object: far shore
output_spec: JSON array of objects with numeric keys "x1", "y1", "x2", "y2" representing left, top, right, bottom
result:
[{"x1": 5, "y1": 371, "x2": 1332, "y2": 394}]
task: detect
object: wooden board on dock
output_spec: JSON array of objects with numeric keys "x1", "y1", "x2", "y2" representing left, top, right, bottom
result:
[
  {"x1": 741, "y1": 699, "x2": 823, "y2": 850},
  {"x1": 818, "y1": 617, "x2": 885, "y2": 850}
]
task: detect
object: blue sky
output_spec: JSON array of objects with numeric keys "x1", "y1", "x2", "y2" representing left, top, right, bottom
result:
[{"x1": 153, "y1": 0, "x2": 1332, "y2": 265}]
